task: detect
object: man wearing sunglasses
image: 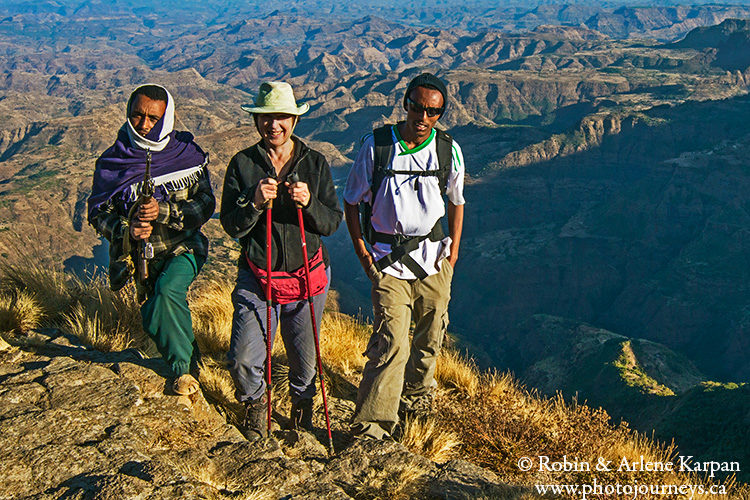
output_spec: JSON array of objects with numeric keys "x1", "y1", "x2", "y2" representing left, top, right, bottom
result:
[{"x1": 343, "y1": 72, "x2": 465, "y2": 440}]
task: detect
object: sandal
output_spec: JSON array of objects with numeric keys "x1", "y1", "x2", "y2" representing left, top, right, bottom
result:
[{"x1": 173, "y1": 373, "x2": 199, "y2": 396}]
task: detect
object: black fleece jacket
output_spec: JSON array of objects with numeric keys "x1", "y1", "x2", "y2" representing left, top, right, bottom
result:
[{"x1": 220, "y1": 137, "x2": 342, "y2": 272}]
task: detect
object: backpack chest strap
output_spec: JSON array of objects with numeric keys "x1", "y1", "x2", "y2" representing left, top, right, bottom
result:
[
  {"x1": 371, "y1": 220, "x2": 444, "y2": 280},
  {"x1": 383, "y1": 169, "x2": 441, "y2": 177}
]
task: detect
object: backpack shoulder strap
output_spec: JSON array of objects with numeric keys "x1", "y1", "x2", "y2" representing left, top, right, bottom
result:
[
  {"x1": 372, "y1": 124, "x2": 395, "y2": 198},
  {"x1": 435, "y1": 128, "x2": 453, "y2": 194}
]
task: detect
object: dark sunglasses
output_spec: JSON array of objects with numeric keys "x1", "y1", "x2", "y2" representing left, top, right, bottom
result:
[{"x1": 407, "y1": 98, "x2": 444, "y2": 117}]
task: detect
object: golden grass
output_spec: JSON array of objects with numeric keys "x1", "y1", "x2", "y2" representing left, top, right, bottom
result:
[
  {"x1": 63, "y1": 303, "x2": 133, "y2": 352},
  {"x1": 210, "y1": 488, "x2": 275, "y2": 500},
  {"x1": 70, "y1": 277, "x2": 148, "y2": 349},
  {"x1": 353, "y1": 461, "x2": 430, "y2": 500},
  {"x1": 190, "y1": 279, "x2": 234, "y2": 356},
  {"x1": 271, "y1": 328, "x2": 285, "y2": 356},
  {"x1": 431, "y1": 369, "x2": 733, "y2": 497},
  {"x1": 167, "y1": 456, "x2": 228, "y2": 491},
  {"x1": 0, "y1": 259, "x2": 149, "y2": 352},
  {"x1": 168, "y1": 453, "x2": 277, "y2": 499},
  {"x1": 0, "y1": 290, "x2": 43, "y2": 334},
  {"x1": 0, "y1": 333, "x2": 12, "y2": 351},
  {"x1": 399, "y1": 415, "x2": 461, "y2": 464},
  {"x1": 486, "y1": 370, "x2": 516, "y2": 400},
  {"x1": 198, "y1": 358, "x2": 243, "y2": 426},
  {"x1": 0, "y1": 296, "x2": 11, "y2": 334},
  {"x1": 319, "y1": 311, "x2": 368, "y2": 377},
  {"x1": 146, "y1": 417, "x2": 215, "y2": 451},
  {"x1": 0, "y1": 259, "x2": 74, "y2": 322},
  {"x1": 435, "y1": 348, "x2": 479, "y2": 396},
  {"x1": 601, "y1": 433, "x2": 740, "y2": 499},
  {"x1": 384, "y1": 466, "x2": 431, "y2": 499},
  {"x1": 270, "y1": 359, "x2": 291, "y2": 404}
]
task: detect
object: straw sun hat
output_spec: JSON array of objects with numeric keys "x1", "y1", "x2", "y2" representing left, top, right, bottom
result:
[{"x1": 241, "y1": 81, "x2": 310, "y2": 115}]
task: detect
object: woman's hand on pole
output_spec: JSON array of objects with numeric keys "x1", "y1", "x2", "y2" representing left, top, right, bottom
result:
[
  {"x1": 285, "y1": 180, "x2": 310, "y2": 208},
  {"x1": 254, "y1": 178, "x2": 278, "y2": 208}
]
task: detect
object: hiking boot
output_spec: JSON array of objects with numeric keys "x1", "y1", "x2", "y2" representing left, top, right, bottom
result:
[
  {"x1": 290, "y1": 398, "x2": 313, "y2": 431},
  {"x1": 398, "y1": 392, "x2": 434, "y2": 420},
  {"x1": 242, "y1": 395, "x2": 268, "y2": 440}
]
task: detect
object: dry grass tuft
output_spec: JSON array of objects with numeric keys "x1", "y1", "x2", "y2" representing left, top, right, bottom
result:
[
  {"x1": 220, "y1": 484, "x2": 276, "y2": 500},
  {"x1": 11, "y1": 291, "x2": 43, "y2": 333},
  {"x1": 0, "y1": 333, "x2": 12, "y2": 351},
  {"x1": 190, "y1": 279, "x2": 234, "y2": 356},
  {"x1": 167, "y1": 456, "x2": 229, "y2": 491},
  {"x1": 69, "y1": 278, "x2": 148, "y2": 350},
  {"x1": 63, "y1": 303, "x2": 133, "y2": 352},
  {"x1": 198, "y1": 358, "x2": 243, "y2": 426},
  {"x1": 0, "y1": 290, "x2": 43, "y2": 334},
  {"x1": 486, "y1": 369, "x2": 517, "y2": 400},
  {"x1": 0, "y1": 295, "x2": 11, "y2": 334},
  {"x1": 270, "y1": 359, "x2": 291, "y2": 404},
  {"x1": 202, "y1": 485, "x2": 274, "y2": 500},
  {"x1": 0, "y1": 260, "x2": 75, "y2": 322},
  {"x1": 435, "y1": 348, "x2": 479, "y2": 396},
  {"x1": 270, "y1": 327, "x2": 284, "y2": 356},
  {"x1": 147, "y1": 418, "x2": 214, "y2": 451},
  {"x1": 0, "y1": 259, "x2": 148, "y2": 352},
  {"x1": 353, "y1": 461, "x2": 431, "y2": 499},
  {"x1": 63, "y1": 278, "x2": 148, "y2": 353},
  {"x1": 320, "y1": 312, "x2": 369, "y2": 377},
  {"x1": 604, "y1": 431, "x2": 675, "y2": 470},
  {"x1": 168, "y1": 454, "x2": 276, "y2": 499},
  {"x1": 432, "y1": 372, "x2": 728, "y2": 494},
  {"x1": 387, "y1": 466, "x2": 432, "y2": 499},
  {"x1": 219, "y1": 488, "x2": 275, "y2": 500},
  {"x1": 399, "y1": 415, "x2": 461, "y2": 464}
]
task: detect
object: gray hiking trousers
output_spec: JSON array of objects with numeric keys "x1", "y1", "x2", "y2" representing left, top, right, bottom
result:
[{"x1": 227, "y1": 266, "x2": 329, "y2": 405}]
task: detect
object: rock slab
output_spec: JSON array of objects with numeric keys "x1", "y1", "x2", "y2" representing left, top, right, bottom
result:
[{"x1": 0, "y1": 330, "x2": 511, "y2": 499}]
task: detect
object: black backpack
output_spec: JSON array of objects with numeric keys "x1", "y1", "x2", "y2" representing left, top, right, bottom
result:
[{"x1": 359, "y1": 123, "x2": 454, "y2": 278}]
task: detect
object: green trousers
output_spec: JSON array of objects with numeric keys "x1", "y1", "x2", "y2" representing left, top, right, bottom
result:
[
  {"x1": 352, "y1": 261, "x2": 454, "y2": 439},
  {"x1": 140, "y1": 253, "x2": 203, "y2": 378}
]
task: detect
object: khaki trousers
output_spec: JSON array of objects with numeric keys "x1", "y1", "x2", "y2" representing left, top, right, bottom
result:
[{"x1": 352, "y1": 261, "x2": 453, "y2": 439}]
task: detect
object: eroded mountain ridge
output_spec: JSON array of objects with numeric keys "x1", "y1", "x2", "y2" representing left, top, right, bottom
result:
[{"x1": 0, "y1": 2, "x2": 749, "y2": 471}]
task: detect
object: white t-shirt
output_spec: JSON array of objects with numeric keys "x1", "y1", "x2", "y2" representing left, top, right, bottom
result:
[{"x1": 343, "y1": 125, "x2": 465, "y2": 279}]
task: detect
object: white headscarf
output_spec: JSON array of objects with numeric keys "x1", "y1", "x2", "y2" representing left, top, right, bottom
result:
[{"x1": 125, "y1": 84, "x2": 175, "y2": 152}]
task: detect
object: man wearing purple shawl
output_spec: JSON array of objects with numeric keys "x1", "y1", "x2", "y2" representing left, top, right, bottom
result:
[{"x1": 88, "y1": 84, "x2": 215, "y2": 396}]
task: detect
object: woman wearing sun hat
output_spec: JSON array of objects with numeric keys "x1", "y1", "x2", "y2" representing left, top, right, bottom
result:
[{"x1": 220, "y1": 81, "x2": 342, "y2": 439}]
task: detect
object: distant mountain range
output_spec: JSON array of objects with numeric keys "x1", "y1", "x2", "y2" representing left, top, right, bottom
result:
[
  {"x1": 3, "y1": 0, "x2": 750, "y2": 41},
  {"x1": 0, "y1": 2, "x2": 748, "y2": 471}
]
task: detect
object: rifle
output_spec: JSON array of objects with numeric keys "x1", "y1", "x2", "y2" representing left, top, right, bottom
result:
[{"x1": 137, "y1": 149, "x2": 155, "y2": 282}]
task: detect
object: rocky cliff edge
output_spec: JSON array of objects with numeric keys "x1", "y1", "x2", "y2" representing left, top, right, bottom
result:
[{"x1": 0, "y1": 329, "x2": 512, "y2": 500}]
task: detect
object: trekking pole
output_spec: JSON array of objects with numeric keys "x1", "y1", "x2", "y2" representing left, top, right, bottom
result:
[
  {"x1": 289, "y1": 172, "x2": 335, "y2": 456},
  {"x1": 265, "y1": 198, "x2": 273, "y2": 436}
]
